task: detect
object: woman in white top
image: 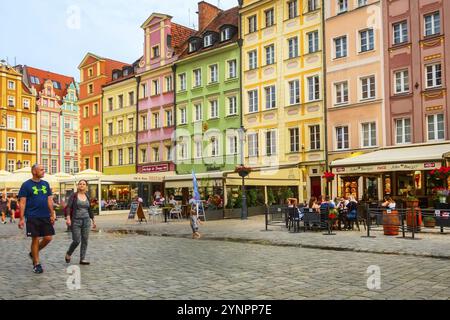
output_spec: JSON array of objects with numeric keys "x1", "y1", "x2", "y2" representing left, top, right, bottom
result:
[{"x1": 382, "y1": 197, "x2": 396, "y2": 209}]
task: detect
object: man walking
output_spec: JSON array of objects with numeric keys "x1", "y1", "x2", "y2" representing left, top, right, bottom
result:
[{"x1": 18, "y1": 164, "x2": 56, "y2": 274}]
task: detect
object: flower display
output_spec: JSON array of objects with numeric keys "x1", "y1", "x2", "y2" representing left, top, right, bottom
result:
[
  {"x1": 235, "y1": 166, "x2": 252, "y2": 177},
  {"x1": 322, "y1": 171, "x2": 335, "y2": 181},
  {"x1": 433, "y1": 187, "x2": 450, "y2": 197},
  {"x1": 429, "y1": 166, "x2": 450, "y2": 180}
]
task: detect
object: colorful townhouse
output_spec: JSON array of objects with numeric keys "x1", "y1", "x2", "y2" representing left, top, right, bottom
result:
[
  {"x1": 325, "y1": 0, "x2": 385, "y2": 201},
  {"x1": 61, "y1": 82, "x2": 80, "y2": 174},
  {"x1": 102, "y1": 63, "x2": 138, "y2": 175},
  {"x1": 168, "y1": 2, "x2": 241, "y2": 200},
  {"x1": 136, "y1": 13, "x2": 194, "y2": 177},
  {"x1": 0, "y1": 62, "x2": 37, "y2": 172},
  {"x1": 78, "y1": 53, "x2": 129, "y2": 172},
  {"x1": 18, "y1": 65, "x2": 76, "y2": 174},
  {"x1": 238, "y1": 0, "x2": 325, "y2": 203}
]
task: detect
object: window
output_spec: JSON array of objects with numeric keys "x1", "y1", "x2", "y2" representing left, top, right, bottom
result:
[
  {"x1": 129, "y1": 92, "x2": 135, "y2": 106},
  {"x1": 248, "y1": 90, "x2": 258, "y2": 113},
  {"x1": 167, "y1": 146, "x2": 173, "y2": 161},
  {"x1": 108, "y1": 122, "x2": 113, "y2": 136},
  {"x1": 84, "y1": 106, "x2": 89, "y2": 118},
  {"x1": 265, "y1": 86, "x2": 276, "y2": 109},
  {"x1": 336, "y1": 126, "x2": 349, "y2": 150},
  {"x1": 424, "y1": 12, "x2": 440, "y2": 36},
  {"x1": 194, "y1": 140, "x2": 203, "y2": 158},
  {"x1": 42, "y1": 135, "x2": 48, "y2": 149},
  {"x1": 141, "y1": 83, "x2": 148, "y2": 98},
  {"x1": 74, "y1": 138, "x2": 78, "y2": 149},
  {"x1": 179, "y1": 74, "x2": 186, "y2": 91},
  {"x1": 229, "y1": 136, "x2": 238, "y2": 155},
  {"x1": 118, "y1": 149, "x2": 123, "y2": 165},
  {"x1": 152, "y1": 46, "x2": 160, "y2": 58},
  {"x1": 395, "y1": 70, "x2": 409, "y2": 94},
  {"x1": 248, "y1": 50, "x2": 257, "y2": 70},
  {"x1": 180, "y1": 108, "x2": 187, "y2": 125},
  {"x1": 88, "y1": 84, "x2": 93, "y2": 94},
  {"x1": 51, "y1": 115, "x2": 58, "y2": 128},
  {"x1": 358, "y1": 0, "x2": 367, "y2": 6},
  {"x1": 248, "y1": 133, "x2": 259, "y2": 157},
  {"x1": 289, "y1": 80, "x2": 300, "y2": 105},
  {"x1": 8, "y1": 96, "x2": 15, "y2": 107},
  {"x1": 52, "y1": 81, "x2": 61, "y2": 89},
  {"x1": 141, "y1": 115, "x2": 148, "y2": 131},
  {"x1": 193, "y1": 69, "x2": 202, "y2": 87},
  {"x1": 65, "y1": 138, "x2": 70, "y2": 150},
  {"x1": 7, "y1": 115, "x2": 15, "y2": 129},
  {"x1": 51, "y1": 136, "x2": 57, "y2": 150},
  {"x1": 426, "y1": 64, "x2": 442, "y2": 88},
  {"x1": 73, "y1": 161, "x2": 78, "y2": 173},
  {"x1": 228, "y1": 60, "x2": 237, "y2": 78},
  {"x1": 8, "y1": 81, "x2": 15, "y2": 90},
  {"x1": 395, "y1": 118, "x2": 411, "y2": 144},
  {"x1": 152, "y1": 80, "x2": 160, "y2": 95},
  {"x1": 84, "y1": 131, "x2": 90, "y2": 145},
  {"x1": 141, "y1": 149, "x2": 147, "y2": 163},
  {"x1": 266, "y1": 45, "x2": 275, "y2": 65},
  {"x1": 84, "y1": 158, "x2": 89, "y2": 170},
  {"x1": 22, "y1": 117, "x2": 30, "y2": 130},
  {"x1": 107, "y1": 98, "x2": 113, "y2": 112},
  {"x1": 153, "y1": 113, "x2": 160, "y2": 129},
  {"x1": 266, "y1": 130, "x2": 277, "y2": 156},
  {"x1": 265, "y1": 8, "x2": 274, "y2": 27},
  {"x1": 338, "y1": 0, "x2": 348, "y2": 13},
  {"x1": 94, "y1": 128, "x2": 99, "y2": 143},
  {"x1": 179, "y1": 142, "x2": 188, "y2": 160},
  {"x1": 393, "y1": 21, "x2": 408, "y2": 44},
  {"x1": 335, "y1": 36, "x2": 347, "y2": 58},
  {"x1": 288, "y1": 0, "x2": 298, "y2": 19},
  {"x1": 210, "y1": 100, "x2": 219, "y2": 119},
  {"x1": 166, "y1": 110, "x2": 173, "y2": 127},
  {"x1": 228, "y1": 96, "x2": 237, "y2": 115},
  {"x1": 309, "y1": 125, "x2": 320, "y2": 150},
  {"x1": 108, "y1": 150, "x2": 113, "y2": 166},
  {"x1": 308, "y1": 31, "x2": 319, "y2": 53},
  {"x1": 289, "y1": 128, "x2": 300, "y2": 152},
  {"x1": 221, "y1": 28, "x2": 231, "y2": 41},
  {"x1": 88, "y1": 68, "x2": 93, "y2": 77},
  {"x1": 308, "y1": 0, "x2": 318, "y2": 11},
  {"x1": 30, "y1": 76, "x2": 40, "y2": 85},
  {"x1": 334, "y1": 81, "x2": 348, "y2": 105},
  {"x1": 288, "y1": 37, "x2": 299, "y2": 59},
  {"x1": 128, "y1": 118, "x2": 134, "y2": 132},
  {"x1": 7, "y1": 138, "x2": 16, "y2": 151},
  {"x1": 248, "y1": 15, "x2": 257, "y2": 33},
  {"x1": 428, "y1": 114, "x2": 444, "y2": 141},
  {"x1": 189, "y1": 41, "x2": 198, "y2": 53},
  {"x1": 165, "y1": 76, "x2": 173, "y2": 92},
  {"x1": 210, "y1": 137, "x2": 219, "y2": 157},
  {"x1": 128, "y1": 147, "x2": 134, "y2": 164},
  {"x1": 361, "y1": 76, "x2": 375, "y2": 100},
  {"x1": 118, "y1": 120, "x2": 123, "y2": 134},
  {"x1": 64, "y1": 120, "x2": 71, "y2": 129},
  {"x1": 307, "y1": 75, "x2": 320, "y2": 101},
  {"x1": 51, "y1": 160, "x2": 57, "y2": 174},
  {"x1": 7, "y1": 160, "x2": 15, "y2": 173},
  {"x1": 209, "y1": 64, "x2": 218, "y2": 83},
  {"x1": 360, "y1": 29, "x2": 374, "y2": 52},
  {"x1": 194, "y1": 104, "x2": 202, "y2": 122},
  {"x1": 362, "y1": 122, "x2": 376, "y2": 147},
  {"x1": 23, "y1": 139, "x2": 30, "y2": 152},
  {"x1": 204, "y1": 34, "x2": 213, "y2": 47},
  {"x1": 23, "y1": 99, "x2": 30, "y2": 109},
  {"x1": 65, "y1": 161, "x2": 71, "y2": 173}
]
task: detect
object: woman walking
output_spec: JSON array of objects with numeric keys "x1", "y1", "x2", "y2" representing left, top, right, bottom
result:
[
  {"x1": 8, "y1": 195, "x2": 18, "y2": 223},
  {"x1": 65, "y1": 180, "x2": 96, "y2": 265},
  {"x1": 1, "y1": 192, "x2": 8, "y2": 224}
]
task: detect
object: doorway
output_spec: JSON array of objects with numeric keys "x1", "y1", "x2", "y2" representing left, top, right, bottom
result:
[{"x1": 310, "y1": 177, "x2": 321, "y2": 199}]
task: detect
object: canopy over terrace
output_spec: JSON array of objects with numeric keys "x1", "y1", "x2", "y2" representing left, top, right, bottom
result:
[{"x1": 0, "y1": 167, "x2": 57, "y2": 193}]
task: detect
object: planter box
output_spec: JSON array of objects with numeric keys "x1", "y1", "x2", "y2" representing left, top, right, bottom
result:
[
  {"x1": 204, "y1": 209, "x2": 224, "y2": 221},
  {"x1": 224, "y1": 208, "x2": 242, "y2": 219},
  {"x1": 248, "y1": 206, "x2": 267, "y2": 216}
]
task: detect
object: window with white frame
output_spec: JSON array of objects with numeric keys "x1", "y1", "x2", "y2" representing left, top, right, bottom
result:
[
  {"x1": 42, "y1": 135, "x2": 49, "y2": 149},
  {"x1": 7, "y1": 115, "x2": 15, "y2": 129},
  {"x1": 108, "y1": 122, "x2": 113, "y2": 136},
  {"x1": 8, "y1": 81, "x2": 15, "y2": 90},
  {"x1": 153, "y1": 113, "x2": 160, "y2": 129},
  {"x1": 65, "y1": 161, "x2": 71, "y2": 173},
  {"x1": 94, "y1": 129, "x2": 99, "y2": 143},
  {"x1": 248, "y1": 133, "x2": 259, "y2": 157},
  {"x1": 361, "y1": 76, "x2": 375, "y2": 100},
  {"x1": 393, "y1": 21, "x2": 408, "y2": 44},
  {"x1": 141, "y1": 115, "x2": 148, "y2": 131},
  {"x1": 309, "y1": 125, "x2": 320, "y2": 150},
  {"x1": 228, "y1": 96, "x2": 237, "y2": 115},
  {"x1": 165, "y1": 76, "x2": 173, "y2": 92},
  {"x1": 266, "y1": 45, "x2": 275, "y2": 65},
  {"x1": 360, "y1": 29, "x2": 374, "y2": 52},
  {"x1": 248, "y1": 15, "x2": 257, "y2": 33},
  {"x1": 336, "y1": 126, "x2": 349, "y2": 150},
  {"x1": 209, "y1": 64, "x2": 218, "y2": 83},
  {"x1": 194, "y1": 140, "x2": 203, "y2": 159},
  {"x1": 266, "y1": 130, "x2": 277, "y2": 156},
  {"x1": 128, "y1": 118, "x2": 134, "y2": 132},
  {"x1": 180, "y1": 108, "x2": 187, "y2": 124},
  {"x1": 129, "y1": 92, "x2": 135, "y2": 105},
  {"x1": 8, "y1": 96, "x2": 15, "y2": 107},
  {"x1": 427, "y1": 114, "x2": 444, "y2": 141},
  {"x1": 166, "y1": 110, "x2": 173, "y2": 127},
  {"x1": 210, "y1": 137, "x2": 219, "y2": 157},
  {"x1": 288, "y1": 37, "x2": 299, "y2": 59},
  {"x1": 265, "y1": 86, "x2": 276, "y2": 109},
  {"x1": 221, "y1": 28, "x2": 231, "y2": 41},
  {"x1": 210, "y1": 100, "x2": 219, "y2": 119},
  {"x1": 289, "y1": 128, "x2": 299, "y2": 152},
  {"x1": 152, "y1": 80, "x2": 160, "y2": 95},
  {"x1": 118, "y1": 149, "x2": 124, "y2": 165},
  {"x1": 362, "y1": 122, "x2": 376, "y2": 147},
  {"x1": 308, "y1": 75, "x2": 320, "y2": 101},
  {"x1": 23, "y1": 99, "x2": 30, "y2": 109},
  {"x1": 334, "y1": 36, "x2": 347, "y2": 58},
  {"x1": 7, "y1": 160, "x2": 15, "y2": 172},
  {"x1": 308, "y1": 0, "x2": 318, "y2": 11},
  {"x1": 248, "y1": 90, "x2": 258, "y2": 113},
  {"x1": 395, "y1": 70, "x2": 409, "y2": 94},
  {"x1": 153, "y1": 147, "x2": 160, "y2": 162},
  {"x1": 265, "y1": 8, "x2": 274, "y2": 27},
  {"x1": 141, "y1": 149, "x2": 147, "y2": 163},
  {"x1": 194, "y1": 104, "x2": 202, "y2": 122},
  {"x1": 51, "y1": 136, "x2": 57, "y2": 150},
  {"x1": 338, "y1": 0, "x2": 348, "y2": 13},
  {"x1": 335, "y1": 81, "x2": 348, "y2": 105},
  {"x1": 23, "y1": 139, "x2": 30, "y2": 152},
  {"x1": 288, "y1": 0, "x2": 298, "y2": 19},
  {"x1": 426, "y1": 63, "x2": 442, "y2": 88},
  {"x1": 358, "y1": 0, "x2": 367, "y2": 7},
  {"x1": 129, "y1": 147, "x2": 134, "y2": 164},
  {"x1": 228, "y1": 60, "x2": 237, "y2": 78},
  {"x1": 424, "y1": 11, "x2": 440, "y2": 36},
  {"x1": 248, "y1": 50, "x2": 257, "y2": 70},
  {"x1": 152, "y1": 46, "x2": 160, "y2": 58},
  {"x1": 179, "y1": 74, "x2": 186, "y2": 91},
  {"x1": 308, "y1": 31, "x2": 319, "y2": 53},
  {"x1": 23, "y1": 160, "x2": 31, "y2": 169},
  {"x1": 395, "y1": 118, "x2": 411, "y2": 144},
  {"x1": 193, "y1": 69, "x2": 202, "y2": 87},
  {"x1": 289, "y1": 80, "x2": 300, "y2": 105},
  {"x1": 229, "y1": 136, "x2": 238, "y2": 155},
  {"x1": 7, "y1": 138, "x2": 16, "y2": 151},
  {"x1": 118, "y1": 120, "x2": 123, "y2": 134},
  {"x1": 167, "y1": 146, "x2": 173, "y2": 161}
]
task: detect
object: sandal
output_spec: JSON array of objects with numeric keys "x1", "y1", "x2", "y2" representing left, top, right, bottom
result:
[{"x1": 65, "y1": 254, "x2": 71, "y2": 264}]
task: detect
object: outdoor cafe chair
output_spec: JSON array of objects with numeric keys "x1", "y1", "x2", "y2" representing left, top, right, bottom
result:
[
  {"x1": 148, "y1": 206, "x2": 163, "y2": 224},
  {"x1": 170, "y1": 205, "x2": 183, "y2": 221}
]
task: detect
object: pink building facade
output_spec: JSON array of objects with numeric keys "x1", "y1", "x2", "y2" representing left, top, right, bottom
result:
[{"x1": 136, "y1": 14, "x2": 194, "y2": 174}]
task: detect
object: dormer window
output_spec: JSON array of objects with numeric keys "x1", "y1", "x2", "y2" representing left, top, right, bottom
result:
[
  {"x1": 204, "y1": 34, "x2": 213, "y2": 47},
  {"x1": 152, "y1": 46, "x2": 160, "y2": 58},
  {"x1": 221, "y1": 28, "x2": 231, "y2": 41},
  {"x1": 52, "y1": 81, "x2": 61, "y2": 89},
  {"x1": 189, "y1": 41, "x2": 198, "y2": 53},
  {"x1": 123, "y1": 69, "x2": 129, "y2": 76}
]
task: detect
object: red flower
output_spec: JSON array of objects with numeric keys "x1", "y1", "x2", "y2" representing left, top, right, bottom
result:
[{"x1": 322, "y1": 171, "x2": 335, "y2": 180}]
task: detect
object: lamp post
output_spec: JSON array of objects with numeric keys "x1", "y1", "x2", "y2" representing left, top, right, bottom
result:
[
  {"x1": 16, "y1": 160, "x2": 22, "y2": 170},
  {"x1": 238, "y1": 126, "x2": 248, "y2": 220}
]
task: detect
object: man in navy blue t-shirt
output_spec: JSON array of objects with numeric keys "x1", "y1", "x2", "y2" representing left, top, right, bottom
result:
[{"x1": 18, "y1": 164, "x2": 55, "y2": 274}]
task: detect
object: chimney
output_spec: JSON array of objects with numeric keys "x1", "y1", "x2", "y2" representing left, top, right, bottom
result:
[{"x1": 197, "y1": 1, "x2": 221, "y2": 31}]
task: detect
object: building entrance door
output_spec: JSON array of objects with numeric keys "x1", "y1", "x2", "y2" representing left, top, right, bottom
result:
[{"x1": 310, "y1": 177, "x2": 321, "y2": 199}]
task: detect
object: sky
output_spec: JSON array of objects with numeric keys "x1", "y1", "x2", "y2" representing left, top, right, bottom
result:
[{"x1": 0, "y1": 0, "x2": 239, "y2": 81}]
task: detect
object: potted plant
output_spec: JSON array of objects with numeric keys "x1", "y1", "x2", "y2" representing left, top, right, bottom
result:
[
  {"x1": 235, "y1": 166, "x2": 252, "y2": 178},
  {"x1": 322, "y1": 171, "x2": 335, "y2": 183},
  {"x1": 405, "y1": 195, "x2": 419, "y2": 208},
  {"x1": 423, "y1": 215, "x2": 436, "y2": 228},
  {"x1": 433, "y1": 187, "x2": 450, "y2": 204}
]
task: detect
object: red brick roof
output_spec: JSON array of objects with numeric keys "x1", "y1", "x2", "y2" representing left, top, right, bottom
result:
[
  {"x1": 171, "y1": 23, "x2": 196, "y2": 54},
  {"x1": 25, "y1": 66, "x2": 75, "y2": 100}
]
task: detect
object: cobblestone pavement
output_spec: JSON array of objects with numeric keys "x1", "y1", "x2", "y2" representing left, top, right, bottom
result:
[{"x1": 1, "y1": 220, "x2": 450, "y2": 300}]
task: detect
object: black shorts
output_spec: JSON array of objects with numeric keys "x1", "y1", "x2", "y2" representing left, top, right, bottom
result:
[{"x1": 26, "y1": 218, "x2": 55, "y2": 238}]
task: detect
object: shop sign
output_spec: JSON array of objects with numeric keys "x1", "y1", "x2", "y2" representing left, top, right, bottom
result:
[
  {"x1": 140, "y1": 164, "x2": 169, "y2": 173},
  {"x1": 333, "y1": 162, "x2": 441, "y2": 174}
]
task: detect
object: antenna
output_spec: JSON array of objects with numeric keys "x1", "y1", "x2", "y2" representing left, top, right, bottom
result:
[
  {"x1": 217, "y1": 0, "x2": 221, "y2": 9},
  {"x1": 188, "y1": 8, "x2": 191, "y2": 28}
]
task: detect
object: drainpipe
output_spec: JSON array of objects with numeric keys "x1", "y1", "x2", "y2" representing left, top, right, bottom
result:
[
  {"x1": 136, "y1": 75, "x2": 141, "y2": 173},
  {"x1": 321, "y1": 0, "x2": 330, "y2": 196},
  {"x1": 172, "y1": 64, "x2": 178, "y2": 174}
]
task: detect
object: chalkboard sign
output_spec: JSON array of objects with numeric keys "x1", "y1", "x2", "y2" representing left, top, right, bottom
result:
[{"x1": 128, "y1": 202, "x2": 139, "y2": 220}]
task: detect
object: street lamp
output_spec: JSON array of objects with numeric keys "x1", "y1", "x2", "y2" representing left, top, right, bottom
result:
[
  {"x1": 16, "y1": 160, "x2": 22, "y2": 170},
  {"x1": 238, "y1": 126, "x2": 248, "y2": 220}
]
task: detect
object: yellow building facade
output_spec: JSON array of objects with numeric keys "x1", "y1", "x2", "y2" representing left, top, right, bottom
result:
[
  {"x1": 0, "y1": 63, "x2": 37, "y2": 172},
  {"x1": 239, "y1": 0, "x2": 326, "y2": 202}
]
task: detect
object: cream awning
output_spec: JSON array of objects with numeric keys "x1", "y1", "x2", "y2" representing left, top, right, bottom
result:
[
  {"x1": 331, "y1": 143, "x2": 450, "y2": 174},
  {"x1": 225, "y1": 167, "x2": 303, "y2": 186},
  {"x1": 164, "y1": 172, "x2": 224, "y2": 189}
]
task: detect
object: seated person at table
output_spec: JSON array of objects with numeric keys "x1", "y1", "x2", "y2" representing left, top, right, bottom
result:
[
  {"x1": 320, "y1": 196, "x2": 335, "y2": 211},
  {"x1": 168, "y1": 195, "x2": 177, "y2": 207},
  {"x1": 381, "y1": 196, "x2": 396, "y2": 209}
]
